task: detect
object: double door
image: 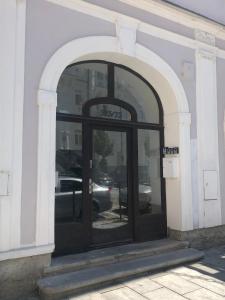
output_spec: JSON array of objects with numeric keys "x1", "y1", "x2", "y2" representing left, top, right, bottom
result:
[{"x1": 55, "y1": 120, "x2": 166, "y2": 256}]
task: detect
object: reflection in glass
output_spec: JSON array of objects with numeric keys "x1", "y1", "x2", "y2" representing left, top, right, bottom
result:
[
  {"x1": 55, "y1": 121, "x2": 83, "y2": 222},
  {"x1": 92, "y1": 130, "x2": 128, "y2": 230},
  {"x1": 90, "y1": 104, "x2": 131, "y2": 121},
  {"x1": 138, "y1": 129, "x2": 162, "y2": 215},
  {"x1": 57, "y1": 63, "x2": 108, "y2": 115},
  {"x1": 115, "y1": 67, "x2": 159, "y2": 124}
]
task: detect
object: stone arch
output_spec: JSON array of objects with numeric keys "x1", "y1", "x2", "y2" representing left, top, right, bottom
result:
[{"x1": 36, "y1": 36, "x2": 193, "y2": 247}]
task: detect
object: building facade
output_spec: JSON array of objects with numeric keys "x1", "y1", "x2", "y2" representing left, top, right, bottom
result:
[{"x1": 1, "y1": 0, "x2": 225, "y2": 298}]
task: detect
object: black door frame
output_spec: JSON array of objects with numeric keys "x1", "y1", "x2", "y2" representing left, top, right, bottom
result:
[
  {"x1": 55, "y1": 60, "x2": 167, "y2": 256},
  {"x1": 87, "y1": 123, "x2": 134, "y2": 248},
  {"x1": 56, "y1": 111, "x2": 166, "y2": 252}
]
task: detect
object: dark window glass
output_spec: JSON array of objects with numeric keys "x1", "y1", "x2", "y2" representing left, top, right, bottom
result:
[
  {"x1": 92, "y1": 130, "x2": 130, "y2": 234},
  {"x1": 90, "y1": 104, "x2": 131, "y2": 121},
  {"x1": 55, "y1": 121, "x2": 83, "y2": 223},
  {"x1": 115, "y1": 67, "x2": 159, "y2": 124},
  {"x1": 57, "y1": 63, "x2": 108, "y2": 115},
  {"x1": 138, "y1": 129, "x2": 162, "y2": 215}
]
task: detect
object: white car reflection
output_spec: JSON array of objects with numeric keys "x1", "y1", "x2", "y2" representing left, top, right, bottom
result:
[{"x1": 55, "y1": 177, "x2": 112, "y2": 221}]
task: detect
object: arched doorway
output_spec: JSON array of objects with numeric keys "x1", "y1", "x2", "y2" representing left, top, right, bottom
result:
[{"x1": 54, "y1": 61, "x2": 166, "y2": 255}]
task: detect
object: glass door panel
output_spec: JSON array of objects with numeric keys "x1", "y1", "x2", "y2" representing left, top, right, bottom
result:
[
  {"x1": 91, "y1": 128, "x2": 132, "y2": 245},
  {"x1": 136, "y1": 128, "x2": 166, "y2": 241},
  {"x1": 138, "y1": 129, "x2": 162, "y2": 215},
  {"x1": 54, "y1": 120, "x2": 90, "y2": 255}
]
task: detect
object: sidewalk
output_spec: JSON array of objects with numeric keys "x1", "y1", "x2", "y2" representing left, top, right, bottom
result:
[{"x1": 70, "y1": 244, "x2": 225, "y2": 300}]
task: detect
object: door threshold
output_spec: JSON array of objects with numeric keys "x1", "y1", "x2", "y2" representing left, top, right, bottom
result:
[{"x1": 90, "y1": 239, "x2": 133, "y2": 251}]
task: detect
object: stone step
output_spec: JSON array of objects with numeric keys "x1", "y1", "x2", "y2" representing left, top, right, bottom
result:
[
  {"x1": 38, "y1": 248, "x2": 204, "y2": 300},
  {"x1": 44, "y1": 239, "x2": 189, "y2": 276}
]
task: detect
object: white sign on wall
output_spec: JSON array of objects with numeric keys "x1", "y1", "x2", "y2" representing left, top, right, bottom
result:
[{"x1": 163, "y1": 157, "x2": 179, "y2": 178}]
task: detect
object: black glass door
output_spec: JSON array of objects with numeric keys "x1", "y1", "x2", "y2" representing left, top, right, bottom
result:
[
  {"x1": 54, "y1": 120, "x2": 91, "y2": 255},
  {"x1": 90, "y1": 126, "x2": 133, "y2": 246}
]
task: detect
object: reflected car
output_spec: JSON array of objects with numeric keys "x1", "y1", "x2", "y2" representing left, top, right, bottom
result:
[
  {"x1": 93, "y1": 172, "x2": 114, "y2": 189},
  {"x1": 119, "y1": 184, "x2": 152, "y2": 212},
  {"x1": 55, "y1": 177, "x2": 112, "y2": 221}
]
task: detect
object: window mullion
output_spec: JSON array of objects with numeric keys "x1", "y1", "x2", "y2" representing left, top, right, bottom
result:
[{"x1": 108, "y1": 63, "x2": 114, "y2": 98}]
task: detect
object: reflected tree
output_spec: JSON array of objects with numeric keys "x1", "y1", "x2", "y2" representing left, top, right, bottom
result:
[{"x1": 94, "y1": 131, "x2": 114, "y2": 172}]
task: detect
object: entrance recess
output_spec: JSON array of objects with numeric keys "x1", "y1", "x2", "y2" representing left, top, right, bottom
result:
[{"x1": 54, "y1": 61, "x2": 166, "y2": 256}]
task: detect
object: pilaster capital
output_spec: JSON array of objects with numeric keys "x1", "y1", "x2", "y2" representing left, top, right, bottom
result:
[
  {"x1": 37, "y1": 89, "x2": 57, "y2": 107},
  {"x1": 196, "y1": 48, "x2": 217, "y2": 62}
]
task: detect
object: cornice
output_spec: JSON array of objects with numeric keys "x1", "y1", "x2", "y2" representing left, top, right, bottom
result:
[
  {"x1": 119, "y1": 0, "x2": 225, "y2": 40},
  {"x1": 46, "y1": 0, "x2": 225, "y2": 60}
]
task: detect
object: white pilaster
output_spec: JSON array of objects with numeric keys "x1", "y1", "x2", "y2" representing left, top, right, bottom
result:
[
  {"x1": 196, "y1": 32, "x2": 222, "y2": 228},
  {"x1": 164, "y1": 112, "x2": 193, "y2": 231},
  {"x1": 0, "y1": 0, "x2": 26, "y2": 251},
  {"x1": 36, "y1": 90, "x2": 57, "y2": 246}
]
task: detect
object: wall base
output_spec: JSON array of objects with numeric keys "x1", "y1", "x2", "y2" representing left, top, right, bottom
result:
[
  {"x1": 168, "y1": 225, "x2": 225, "y2": 249},
  {"x1": 0, "y1": 253, "x2": 50, "y2": 300}
]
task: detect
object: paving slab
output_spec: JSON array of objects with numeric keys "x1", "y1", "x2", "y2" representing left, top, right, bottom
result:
[
  {"x1": 123, "y1": 277, "x2": 162, "y2": 294},
  {"x1": 185, "y1": 288, "x2": 225, "y2": 300},
  {"x1": 152, "y1": 273, "x2": 200, "y2": 295},
  {"x1": 71, "y1": 293, "x2": 104, "y2": 300},
  {"x1": 170, "y1": 265, "x2": 217, "y2": 281},
  {"x1": 144, "y1": 287, "x2": 186, "y2": 300},
  {"x1": 189, "y1": 277, "x2": 225, "y2": 297},
  {"x1": 100, "y1": 287, "x2": 146, "y2": 300}
]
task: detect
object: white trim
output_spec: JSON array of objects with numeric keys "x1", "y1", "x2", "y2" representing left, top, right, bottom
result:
[
  {"x1": 39, "y1": 37, "x2": 189, "y2": 113},
  {"x1": 36, "y1": 35, "x2": 193, "y2": 246},
  {"x1": 36, "y1": 90, "x2": 57, "y2": 246},
  {"x1": 0, "y1": 244, "x2": 54, "y2": 262},
  {"x1": 46, "y1": 0, "x2": 225, "y2": 60},
  {"x1": 119, "y1": 0, "x2": 225, "y2": 39},
  {"x1": 10, "y1": 0, "x2": 26, "y2": 250},
  {"x1": 196, "y1": 45, "x2": 222, "y2": 228},
  {"x1": 0, "y1": 0, "x2": 26, "y2": 252}
]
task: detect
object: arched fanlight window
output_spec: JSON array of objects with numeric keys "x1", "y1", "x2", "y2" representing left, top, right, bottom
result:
[{"x1": 57, "y1": 61, "x2": 162, "y2": 125}]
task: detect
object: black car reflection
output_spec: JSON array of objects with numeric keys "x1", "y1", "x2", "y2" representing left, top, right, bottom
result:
[{"x1": 55, "y1": 177, "x2": 112, "y2": 222}]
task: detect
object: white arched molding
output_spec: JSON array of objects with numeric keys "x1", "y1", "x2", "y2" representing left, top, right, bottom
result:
[{"x1": 37, "y1": 36, "x2": 193, "y2": 247}]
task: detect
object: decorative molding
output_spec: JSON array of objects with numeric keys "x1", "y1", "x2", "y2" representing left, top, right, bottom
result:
[
  {"x1": 46, "y1": 0, "x2": 225, "y2": 60},
  {"x1": 116, "y1": 17, "x2": 139, "y2": 56},
  {"x1": 195, "y1": 29, "x2": 215, "y2": 46},
  {"x1": 196, "y1": 48, "x2": 217, "y2": 62},
  {"x1": 118, "y1": 0, "x2": 225, "y2": 40},
  {"x1": 47, "y1": 0, "x2": 225, "y2": 41},
  {"x1": 0, "y1": 243, "x2": 54, "y2": 262}
]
